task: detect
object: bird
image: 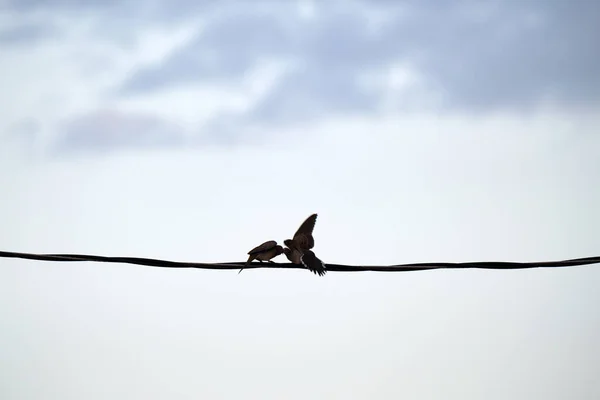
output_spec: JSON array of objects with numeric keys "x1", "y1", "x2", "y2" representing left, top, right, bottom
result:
[
  {"x1": 283, "y1": 247, "x2": 302, "y2": 264},
  {"x1": 285, "y1": 247, "x2": 326, "y2": 276},
  {"x1": 284, "y1": 213, "x2": 327, "y2": 276},
  {"x1": 283, "y1": 213, "x2": 317, "y2": 251},
  {"x1": 239, "y1": 240, "x2": 284, "y2": 274}
]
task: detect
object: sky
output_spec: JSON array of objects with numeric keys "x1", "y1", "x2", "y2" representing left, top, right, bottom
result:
[{"x1": 1, "y1": 1, "x2": 599, "y2": 399}]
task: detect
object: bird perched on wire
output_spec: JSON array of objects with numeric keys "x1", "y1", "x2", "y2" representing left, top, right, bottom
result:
[
  {"x1": 284, "y1": 247, "x2": 326, "y2": 276},
  {"x1": 239, "y1": 240, "x2": 284, "y2": 274},
  {"x1": 284, "y1": 213, "x2": 327, "y2": 276},
  {"x1": 283, "y1": 247, "x2": 302, "y2": 264}
]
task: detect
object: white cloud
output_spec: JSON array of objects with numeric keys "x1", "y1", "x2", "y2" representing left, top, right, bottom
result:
[{"x1": 0, "y1": 10, "x2": 201, "y2": 151}]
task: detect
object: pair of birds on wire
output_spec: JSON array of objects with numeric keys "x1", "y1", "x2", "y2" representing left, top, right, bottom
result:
[{"x1": 239, "y1": 213, "x2": 326, "y2": 276}]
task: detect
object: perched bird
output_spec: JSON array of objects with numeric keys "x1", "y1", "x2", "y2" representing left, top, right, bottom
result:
[
  {"x1": 284, "y1": 213, "x2": 327, "y2": 276},
  {"x1": 239, "y1": 240, "x2": 283, "y2": 274},
  {"x1": 283, "y1": 247, "x2": 302, "y2": 264},
  {"x1": 284, "y1": 247, "x2": 326, "y2": 276}
]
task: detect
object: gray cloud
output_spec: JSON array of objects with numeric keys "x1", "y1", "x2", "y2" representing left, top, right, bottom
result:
[
  {"x1": 5, "y1": 0, "x2": 599, "y2": 123},
  {"x1": 121, "y1": 10, "x2": 294, "y2": 93},
  {"x1": 120, "y1": 6, "x2": 394, "y2": 122},
  {"x1": 1, "y1": 0, "x2": 220, "y2": 23},
  {"x1": 52, "y1": 110, "x2": 185, "y2": 155},
  {"x1": 2, "y1": 0, "x2": 131, "y2": 12},
  {"x1": 389, "y1": 1, "x2": 600, "y2": 111},
  {"x1": 249, "y1": 67, "x2": 380, "y2": 123},
  {"x1": 117, "y1": 0, "x2": 599, "y2": 121},
  {"x1": 0, "y1": 22, "x2": 59, "y2": 45}
]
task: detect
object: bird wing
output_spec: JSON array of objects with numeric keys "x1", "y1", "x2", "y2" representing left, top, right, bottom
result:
[
  {"x1": 292, "y1": 213, "x2": 317, "y2": 249},
  {"x1": 301, "y1": 250, "x2": 327, "y2": 276},
  {"x1": 247, "y1": 240, "x2": 278, "y2": 255}
]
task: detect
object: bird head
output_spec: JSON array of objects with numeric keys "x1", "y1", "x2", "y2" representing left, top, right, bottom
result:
[{"x1": 274, "y1": 245, "x2": 284, "y2": 256}]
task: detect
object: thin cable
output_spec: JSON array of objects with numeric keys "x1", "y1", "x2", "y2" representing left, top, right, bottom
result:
[{"x1": 1, "y1": 250, "x2": 599, "y2": 272}]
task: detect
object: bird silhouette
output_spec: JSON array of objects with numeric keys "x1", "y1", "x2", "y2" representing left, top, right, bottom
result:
[
  {"x1": 239, "y1": 240, "x2": 283, "y2": 274},
  {"x1": 283, "y1": 213, "x2": 317, "y2": 251},
  {"x1": 283, "y1": 246, "x2": 302, "y2": 264},
  {"x1": 284, "y1": 213, "x2": 326, "y2": 276}
]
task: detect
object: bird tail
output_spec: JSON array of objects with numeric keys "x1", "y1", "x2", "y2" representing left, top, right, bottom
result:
[
  {"x1": 301, "y1": 251, "x2": 327, "y2": 276},
  {"x1": 239, "y1": 257, "x2": 253, "y2": 274}
]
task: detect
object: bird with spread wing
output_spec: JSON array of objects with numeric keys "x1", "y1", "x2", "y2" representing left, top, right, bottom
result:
[{"x1": 283, "y1": 213, "x2": 327, "y2": 276}]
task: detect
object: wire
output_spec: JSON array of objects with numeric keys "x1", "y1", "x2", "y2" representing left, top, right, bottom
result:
[{"x1": 1, "y1": 250, "x2": 599, "y2": 273}]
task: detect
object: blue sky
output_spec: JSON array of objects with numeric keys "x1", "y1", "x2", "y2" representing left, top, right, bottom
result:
[{"x1": 1, "y1": 1, "x2": 599, "y2": 399}]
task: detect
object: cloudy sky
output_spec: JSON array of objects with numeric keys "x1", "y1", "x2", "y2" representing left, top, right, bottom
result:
[{"x1": 1, "y1": 1, "x2": 599, "y2": 399}]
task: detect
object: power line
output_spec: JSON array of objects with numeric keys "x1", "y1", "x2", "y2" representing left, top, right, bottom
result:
[{"x1": 1, "y1": 250, "x2": 599, "y2": 273}]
